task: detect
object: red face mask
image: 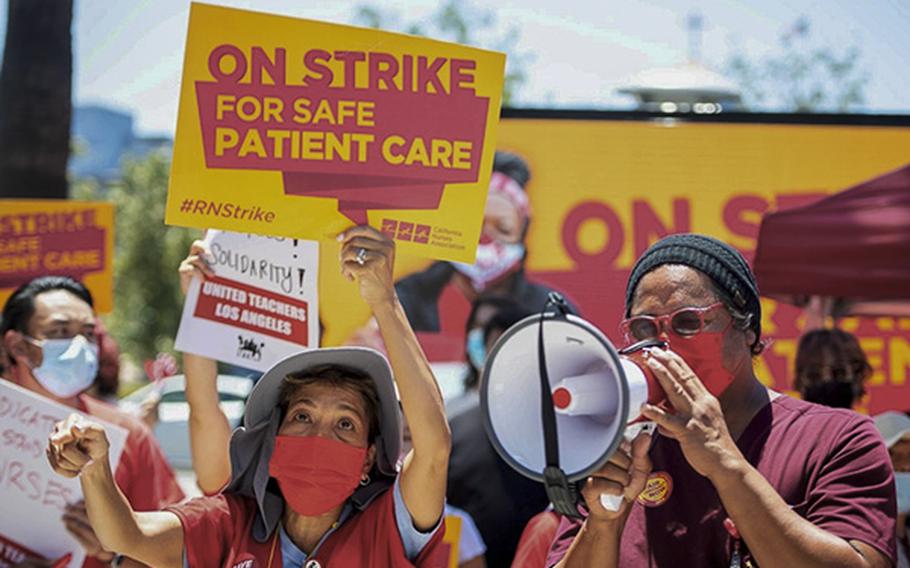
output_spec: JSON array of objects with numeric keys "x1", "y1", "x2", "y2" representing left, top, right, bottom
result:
[
  {"x1": 269, "y1": 435, "x2": 368, "y2": 517},
  {"x1": 665, "y1": 321, "x2": 735, "y2": 397}
]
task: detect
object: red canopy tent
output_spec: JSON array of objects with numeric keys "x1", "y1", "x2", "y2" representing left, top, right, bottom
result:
[{"x1": 753, "y1": 163, "x2": 910, "y2": 317}]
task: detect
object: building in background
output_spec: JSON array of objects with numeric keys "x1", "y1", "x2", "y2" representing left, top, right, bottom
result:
[{"x1": 70, "y1": 104, "x2": 172, "y2": 181}]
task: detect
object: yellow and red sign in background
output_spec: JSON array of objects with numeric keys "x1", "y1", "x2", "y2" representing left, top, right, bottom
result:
[
  {"x1": 320, "y1": 113, "x2": 910, "y2": 415},
  {"x1": 166, "y1": 3, "x2": 505, "y2": 263},
  {"x1": 0, "y1": 200, "x2": 114, "y2": 312}
]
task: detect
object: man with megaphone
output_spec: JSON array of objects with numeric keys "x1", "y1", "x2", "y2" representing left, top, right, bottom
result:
[{"x1": 484, "y1": 234, "x2": 896, "y2": 568}]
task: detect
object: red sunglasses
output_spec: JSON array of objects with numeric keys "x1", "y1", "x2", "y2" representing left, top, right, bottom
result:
[{"x1": 620, "y1": 302, "x2": 726, "y2": 342}]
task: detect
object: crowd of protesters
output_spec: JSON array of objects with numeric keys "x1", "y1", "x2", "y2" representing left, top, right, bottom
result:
[{"x1": 0, "y1": 152, "x2": 904, "y2": 567}]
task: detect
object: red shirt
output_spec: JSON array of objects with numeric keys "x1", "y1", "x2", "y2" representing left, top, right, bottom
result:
[
  {"x1": 169, "y1": 486, "x2": 447, "y2": 568},
  {"x1": 547, "y1": 395, "x2": 897, "y2": 567},
  {"x1": 79, "y1": 395, "x2": 185, "y2": 568},
  {"x1": 511, "y1": 511, "x2": 560, "y2": 568}
]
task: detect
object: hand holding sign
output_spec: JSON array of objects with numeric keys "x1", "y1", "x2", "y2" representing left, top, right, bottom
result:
[
  {"x1": 46, "y1": 414, "x2": 111, "y2": 479},
  {"x1": 339, "y1": 225, "x2": 397, "y2": 307},
  {"x1": 166, "y1": 4, "x2": 505, "y2": 263},
  {"x1": 175, "y1": 231, "x2": 320, "y2": 371},
  {"x1": 178, "y1": 239, "x2": 216, "y2": 295}
]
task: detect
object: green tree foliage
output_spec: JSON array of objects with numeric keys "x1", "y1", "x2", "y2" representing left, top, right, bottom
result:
[
  {"x1": 353, "y1": 0, "x2": 532, "y2": 105},
  {"x1": 726, "y1": 16, "x2": 867, "y2": 113},
  {"x1": 72, "y1": 152, "x2": 199, "y2": 364}
]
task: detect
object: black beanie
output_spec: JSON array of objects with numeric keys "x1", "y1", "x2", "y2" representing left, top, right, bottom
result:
[{"x1": 625, "y1": 234, "x2": 761, "y2": 345}]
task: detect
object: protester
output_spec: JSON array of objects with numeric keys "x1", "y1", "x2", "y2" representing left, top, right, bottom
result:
[
  {"x1": 396, "y1": 151, "x2": 572, "y2": 332},
  {"x1": 875, "y1": 411, "x2": 910, "y2": 568},
  {"x1": 179, "y1": 235, "x2": 484, "y2": 565},
  {"x1": 547, "y1": 234, "x2": 895, "y2": 567},
  {"x1": 447, "y1": 299, "x2": 549, "y2": 567},
  {"x1": 45, "y1": 226, "x2": 451, "y2": 567},
  {"x1": 1, "y1": 275, "x2": 184, "y2": 567},
  {"x1": 794, "y1": 328, "x2": 872, "y2": 409},
  {"x1": 446, "y1": 296, "x2": 522, "y2": 419}
]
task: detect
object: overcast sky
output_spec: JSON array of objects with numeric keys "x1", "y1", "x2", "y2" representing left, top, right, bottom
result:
[{"x1": 2, "y1": 0, "x2": 908, "y2": 136}]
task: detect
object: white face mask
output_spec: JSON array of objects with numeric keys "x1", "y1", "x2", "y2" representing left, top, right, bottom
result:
[
  {"x1": 453, "y1": 241, "x2": 525, "y2": 292},
  {"x1": 27, "y1": 335, "x2": 99, "y2": 398},
  {"x1": 895, "y1": 472, "x2": 910, "y2": 514}
]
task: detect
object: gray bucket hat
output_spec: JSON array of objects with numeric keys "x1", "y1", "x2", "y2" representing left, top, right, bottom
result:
[{"x1": 225, "y1": 347, "x2": 402, "y2": 541}]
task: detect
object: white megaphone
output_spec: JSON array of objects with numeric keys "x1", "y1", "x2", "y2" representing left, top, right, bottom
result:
[{"x1": 481, "y1": 294, "x2": 668, "y2": 516}]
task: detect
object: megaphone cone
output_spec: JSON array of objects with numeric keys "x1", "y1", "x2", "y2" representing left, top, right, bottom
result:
[{"x1": 481, "y1": 303, "x2": 665, "y2": 516}]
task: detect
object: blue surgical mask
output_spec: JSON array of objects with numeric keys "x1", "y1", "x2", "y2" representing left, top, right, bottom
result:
[
  {"x1": 896, "y1": 472, "x2": 910, "y2": 514},
  {"x1": 27, "y1": 335, "x2": 99, "y2": 398},
  {"x1": 466, "y1": 328, "x2": 487, "y2": 372}
]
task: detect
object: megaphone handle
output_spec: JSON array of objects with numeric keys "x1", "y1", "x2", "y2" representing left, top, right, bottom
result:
[{"x1": 600, "y1": 493, "x2": 624, "y2": 512}]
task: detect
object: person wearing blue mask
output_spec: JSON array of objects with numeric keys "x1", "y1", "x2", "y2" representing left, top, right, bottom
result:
[
  {"x1": 1, "y1": 276, "x2": 184, "y2": 568},
  {"x1": 446, "y1": 296, "x2": 520, "y2": 420}
]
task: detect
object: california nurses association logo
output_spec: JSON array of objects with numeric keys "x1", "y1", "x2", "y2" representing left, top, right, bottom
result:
[{"x1": 637, "y1": 471, "x2": 673, "y2": 507}]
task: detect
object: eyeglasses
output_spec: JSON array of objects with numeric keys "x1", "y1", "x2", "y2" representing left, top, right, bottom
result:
[{"x1": 620, "y1": 302, "x2": 726, "y2": 342}]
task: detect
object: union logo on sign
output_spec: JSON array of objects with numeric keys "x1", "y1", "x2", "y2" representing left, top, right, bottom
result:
[
  {"x1": 381, "y1": 218, "x2": 399, "y2": 238},
  {"x1": 414, "y1": 224, "x2": 431, "y2": 243},
  {"x1": 397, "y1": 221, "x2": 415, "y2": 241}
]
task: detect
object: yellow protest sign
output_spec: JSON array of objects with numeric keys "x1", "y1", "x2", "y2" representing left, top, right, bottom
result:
[
  {"x1": 0, "y1": 200, "x2": 115, "y2": 312},
  {"x1": 166, "y1": 3, "x2": 505, "y2": 262}
]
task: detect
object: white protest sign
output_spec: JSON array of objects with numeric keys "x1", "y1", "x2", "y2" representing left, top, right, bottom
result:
[
  {"x1": 0, "y1": 380, "x2": 127, "y2": 568},
  {"x1": 175, "y1": 230, "x2": 320, "y2": 371}
]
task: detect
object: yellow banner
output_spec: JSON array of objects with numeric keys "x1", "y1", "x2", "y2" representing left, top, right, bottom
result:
[
  {"x1": 319, "y1": 114, "x2": 910, "y2": 414},
  {"x1": 166, "y1": 3, "x2": 505, "y2": 263},
  {"x1": 0, "y1": 200, "x2": 115, "y2": 313}
]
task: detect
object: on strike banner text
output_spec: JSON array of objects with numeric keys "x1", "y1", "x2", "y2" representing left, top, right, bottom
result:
[{"x1": 166, "y1": 3, "x2": 505, "y2": 263}]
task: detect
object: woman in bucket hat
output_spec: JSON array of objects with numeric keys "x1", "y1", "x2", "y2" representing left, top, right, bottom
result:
[{"x1": 45, "y1": 226, "x2": 451, "y2": 567}]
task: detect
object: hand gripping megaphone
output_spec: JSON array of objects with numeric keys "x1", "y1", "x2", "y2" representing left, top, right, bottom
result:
[{"x1": 481, "y1": 293, "x2": 668, "y2": 517}]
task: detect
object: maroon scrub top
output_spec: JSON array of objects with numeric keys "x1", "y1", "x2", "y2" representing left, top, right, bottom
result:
[{"x1": 547, "y1": 395, "x2": 896, "y2": 567}]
